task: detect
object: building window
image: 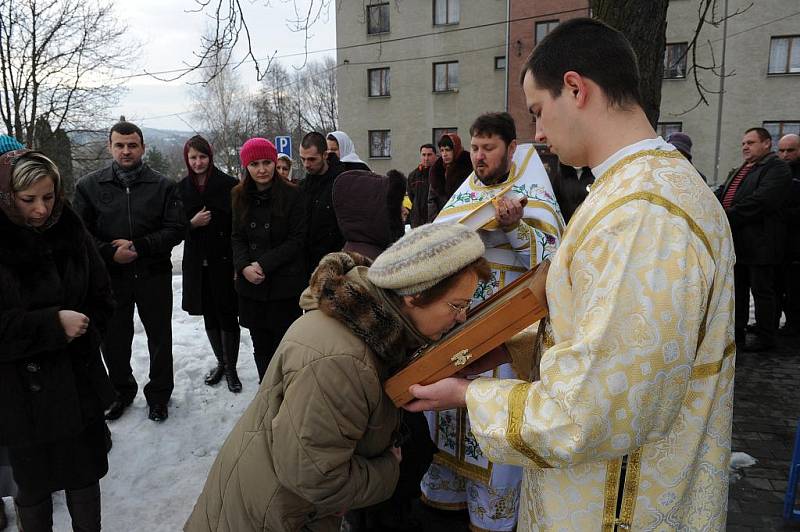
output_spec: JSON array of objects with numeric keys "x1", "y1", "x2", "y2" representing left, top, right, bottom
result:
[
  {"x1": 535, "y1": 20, "x2": 559, "y2": 44},
  {"x1": 369, "y1": 130, "x2": 391, "y2": 158},
  {"x1": 367, "y1": 3, "x2": 390, "y2": 35},
  {"x1": 494, "y1": 56, "x2": 506, "y2": 70},
  {"x1": 763, "y1": 121, "x2": 800, "y2": 140},
  {"x1": 433, "y1": 61, "x2": 459, "y2": 92},
  {"x1": 433, "y1": 127, "x2": 458, "y2": 145},
  {"x1": 663, "y1": 42, "x2": 688, "y2": 79},
  {"x1": 368, "y1": 68, "x2": 390, "y2": 97},
  {"x1": 434, "y1": 0, "x2": 459, "y2": 26},
  {"x1": 657, "y1": 122, "x2": 682, "y2": 139},
  {"x1": 768, "y1": 36, "x2": 800, "y2": 74}
]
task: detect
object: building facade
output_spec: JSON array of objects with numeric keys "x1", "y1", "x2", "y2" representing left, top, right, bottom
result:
[
  {"x1": 336, "y1": 0, "x2": 507, "y2": 176},
  {"x1": 336, "y1": 1, "x2": 800, "y2": 184}
]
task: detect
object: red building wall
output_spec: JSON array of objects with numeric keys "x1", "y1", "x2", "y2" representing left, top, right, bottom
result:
[{"x1": 507, "y1": 0, "x2": 590, "y2": 142}]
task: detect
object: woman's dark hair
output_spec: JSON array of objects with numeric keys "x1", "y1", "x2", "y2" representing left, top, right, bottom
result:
[
  {"x1": 520, "y1": 18, "x2": 642, "y2": 110},
  {"x1": 410, "y1": 257, "x2": 491, "y2": 307},
  {"x1": 231, "y1": 166, "x2": 296, "y2": 224},
  {"x1": 437, "y1": 135, "x2": 454, "y2": 150},
  {"x1": 185, "y1": 135, "x2": 212, "y2": 157},
  {"x1": 469, "y1": 112, "x2": 516, "y2": 147}
]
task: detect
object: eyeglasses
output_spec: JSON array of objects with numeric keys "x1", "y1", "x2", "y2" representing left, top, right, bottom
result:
[{"x1": 447, "y1": 301, "x2": 470, "y2": 315}]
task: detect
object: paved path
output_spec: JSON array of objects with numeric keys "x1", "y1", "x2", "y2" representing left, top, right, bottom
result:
[{"x1": 727, "y1": 333, "x2": 800, "y2": 531}]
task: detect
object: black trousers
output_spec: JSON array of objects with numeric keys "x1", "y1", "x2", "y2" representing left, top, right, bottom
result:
[
  {"x1": 777, "y1": 263, "x2": 800, "y2": 328},
  {"x1": 243, "y1": 297, "x2": 301, "y2": 382},
  {"x1": 734, "y1": 263, "x2": 777, "y2": 342},
  {"x1": 103, "y1": 270, "x2": 173, "y2": 406}
]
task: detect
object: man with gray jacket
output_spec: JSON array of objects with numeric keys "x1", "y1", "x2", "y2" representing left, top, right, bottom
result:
[{"x1": 74, "y1": 121, "x2": 185, "y2": 422}]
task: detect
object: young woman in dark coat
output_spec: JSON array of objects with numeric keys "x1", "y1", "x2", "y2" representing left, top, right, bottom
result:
[
  {"x1": 0, "y1": 149, "x2": 115, "y2": 531},
  {"x1": 231, "y1": 138, "x2": 307, "y2": 382},
  {"x1": 179, "y1": 135, "x2": 242, "y2": 393}
]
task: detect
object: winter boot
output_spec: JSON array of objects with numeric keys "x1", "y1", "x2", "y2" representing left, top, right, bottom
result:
[
  {"x1": 204, "y1": 328, "x2": 225, "y2": 386},
  {"x1": 65, "y1": 483, "x2": 101, "y2": 532},
  {"x1": 14, "y1": 495, "x2": 53, "y2": 532},
  {"x1": 0, "y1": 498, "x2": 7, "y2": 531},
  {"x1": 222, "y1": 329, "x2": 242, "y2": 393}
]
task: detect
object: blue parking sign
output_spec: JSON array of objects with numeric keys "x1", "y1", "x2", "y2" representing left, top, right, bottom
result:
[{"x1": 275, "y1": 136, "x2": 292, "y2": 157}]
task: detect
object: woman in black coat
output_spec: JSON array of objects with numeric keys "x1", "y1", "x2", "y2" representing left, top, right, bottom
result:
[
  {"x1": 231, "y1": 138, "x2": 307, "y2": 382},
  {"x1": 0, "y1": 149, "x2": 115, "y2": 531},
  {"x1": 179, "y1": 135, "x2": 242, "y2": 393}
]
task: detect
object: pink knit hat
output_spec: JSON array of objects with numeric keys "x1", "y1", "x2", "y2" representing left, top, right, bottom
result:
[{"x1": 240, "y1": 138, "x2": 278, "y2": 167}]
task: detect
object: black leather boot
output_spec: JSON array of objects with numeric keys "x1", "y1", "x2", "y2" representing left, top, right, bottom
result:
[
  {"x1": 222, "y1": 329, "x2": 242, "y2": 393},
  {"x1": 204, "y1": 328, "x2": 225, "y2": 386},
  {"x1": 15, "y1": 495, "x2": 53, "y2": 532},
  {"x1": 65, "y1": 482, "x2": 101, "y2": 532}
]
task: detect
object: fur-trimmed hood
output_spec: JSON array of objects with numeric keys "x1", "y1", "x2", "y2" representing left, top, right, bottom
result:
[{"x1": 300, "y1": 252, "x2": 428, "y2": 369}]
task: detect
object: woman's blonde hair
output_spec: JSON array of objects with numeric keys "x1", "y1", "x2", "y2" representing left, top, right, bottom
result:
[{"x1": 12, "y1": 152, "x2": 61, "y2": 193}]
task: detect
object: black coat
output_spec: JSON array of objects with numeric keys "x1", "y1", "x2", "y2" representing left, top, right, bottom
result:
[
  {"x1": 232, "y1": 178, "x2": 307, "y2": 307},
  {"x1": 0, "y1": 205, "x2": 115, "y2": 448},
  {"x1": 300, "y1": 163, "x2": 345, "y2": 273},
  {"x1": 73, "y1": 163, "x2": 185, "y2": 276},
  {"x1": 178, "y1": 167, "x2": 238, "y2": 316},
  {"x1": 715, "y1": 153, "x2": 792, "y2": 265},
  {"x1": 406, "y1": 165, "x2": 430, "y2": 228},
  {"x1": 783, "y1": 160, "x2": 800, "y2": 262},
  {"x1": 426, "y1": 151, "x2": 473, "y2": 222}
]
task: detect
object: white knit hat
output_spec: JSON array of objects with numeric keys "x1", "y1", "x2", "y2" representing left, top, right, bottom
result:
[{"x1": 368, "y1": 223, "x2": 485, "y2": 295}]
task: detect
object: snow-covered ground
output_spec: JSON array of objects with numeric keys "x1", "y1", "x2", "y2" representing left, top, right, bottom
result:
[{"x1": 5, "y1": 244, "x2": 257, "y2": 531}]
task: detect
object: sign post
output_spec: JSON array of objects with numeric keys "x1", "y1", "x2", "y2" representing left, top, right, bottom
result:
[{"x1": 275, "y1": 136, "x2": 292, "y2": 158}]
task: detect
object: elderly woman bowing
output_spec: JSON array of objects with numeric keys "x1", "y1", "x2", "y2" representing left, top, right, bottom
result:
[{"x1": 185, "y1": 223, "x2": 491, "y2": 532}]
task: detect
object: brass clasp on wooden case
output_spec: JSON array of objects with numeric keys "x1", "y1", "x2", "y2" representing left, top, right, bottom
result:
[{"x1": 450, "y1": 349, "x2": 472, "y2": 366}]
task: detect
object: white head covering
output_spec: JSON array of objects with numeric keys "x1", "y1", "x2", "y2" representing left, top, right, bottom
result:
[{"x1": 328, "y1": 131, "x2": 366, "y2": 164}]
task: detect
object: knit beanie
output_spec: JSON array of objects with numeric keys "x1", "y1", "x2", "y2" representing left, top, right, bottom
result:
[
  {"x1": 368, "y1": 223, "x2": 484, "y2": 296},
  {"x1": 0, "y1": 135, "x2": 24, "y2": 155},
  {"x1": 667, "y1": 132, "x2": 693, "y2": 159},
  {"x1": 240, "y1": 138, "x2": 278, "y2": 168}
]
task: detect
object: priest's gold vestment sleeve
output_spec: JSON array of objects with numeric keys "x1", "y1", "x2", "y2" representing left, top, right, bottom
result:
[{"x1": 465, "y1": 150, "x2": 735, "y2": 530}]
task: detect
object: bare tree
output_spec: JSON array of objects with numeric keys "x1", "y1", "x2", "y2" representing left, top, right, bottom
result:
[
  {"x1": 191, "y1": 44, "x2": 257, "y2": 174},
  {"x1": 0, "y1": 0, "x2": 132, "y2": 147}
]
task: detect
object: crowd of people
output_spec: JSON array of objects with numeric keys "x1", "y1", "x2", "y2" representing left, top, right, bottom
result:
[{"x1": 1, "y1": 15, "x2": 799, "y2": 532}]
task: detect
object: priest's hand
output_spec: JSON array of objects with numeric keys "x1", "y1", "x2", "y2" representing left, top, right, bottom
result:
[
  {"x1": 495, "y1": 196, "x2": 525, "y2": 229},
  {"x1": 403, "y1": 377, "x2": 470, "y2": 412}
]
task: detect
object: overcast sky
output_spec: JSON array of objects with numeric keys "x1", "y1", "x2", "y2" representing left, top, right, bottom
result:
[{"x1": 108, "y1": 0, "x2": 337, "y2": 132}]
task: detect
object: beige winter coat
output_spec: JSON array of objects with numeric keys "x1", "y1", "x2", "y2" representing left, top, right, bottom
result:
[{"x1": 185, "y1": 253, "x2": 428, "y2": 532}]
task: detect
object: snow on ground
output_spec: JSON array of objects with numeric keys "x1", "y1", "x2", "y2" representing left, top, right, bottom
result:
[
  {"x1": 5, "y1": 244, "x2": 257, "y2": 531},
  {"x1": 730, "y1": 452, "x2": 758, "y2": 470}
]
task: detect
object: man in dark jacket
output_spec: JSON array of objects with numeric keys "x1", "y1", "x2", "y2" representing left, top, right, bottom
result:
[
  {"x1": 73, "y1": 121, "x2": 185, "y2": 422},
  {"x1": 776, "y1": 133, "x2": 800, "y2": 335},
  {"x1": 406, "y1": 144, "x2": 436, "y2": 228},
  {"x1": 715, "y1": 127, "x2": 792, "y2": 351},
  {"x1": 298, "y1": 131, "x2": 345, "y2": 274}
]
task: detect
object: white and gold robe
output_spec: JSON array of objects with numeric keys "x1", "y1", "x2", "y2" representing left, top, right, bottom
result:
[
  {"x1": 466, "y1": 140, "x2": 735, "y2": 530},
  {"x1": 422, "y1": 143, "x2": 563, "y2": 530}
]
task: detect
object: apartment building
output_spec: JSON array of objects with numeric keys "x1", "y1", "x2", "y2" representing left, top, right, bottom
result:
[
  {"x1": 336, "y1": 0, "x2": 507, "y2": 176},
  {"x1": 336, "y1": 1, "x2": 799, "y2": 184}
]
